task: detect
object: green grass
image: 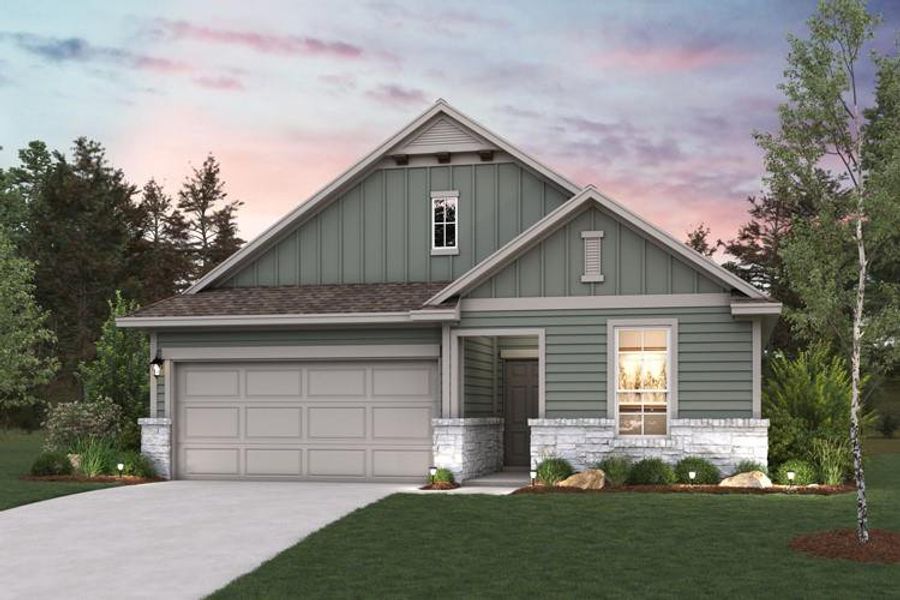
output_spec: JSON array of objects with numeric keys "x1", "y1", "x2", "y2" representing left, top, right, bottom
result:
[
  {"x1": 0, "y1": 430, "x2": 115, "y2": 511},
  {"x1": 211, "y1": 445, "x2": 900, "y2": 600}
]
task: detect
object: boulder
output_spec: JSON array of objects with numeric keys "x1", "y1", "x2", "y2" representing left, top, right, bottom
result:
[
  {"x1": 558, "y1": 469, "x2": 605, "y2": 490},
  {"x1": 67, "y1": 454, "x2": 81, "y2": 470},
  {"x1": 719, "y1": 470, "x2": 772, "y2": 489}
]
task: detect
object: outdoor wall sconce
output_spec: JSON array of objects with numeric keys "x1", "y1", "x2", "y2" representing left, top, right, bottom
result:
[{"x1": 150, "y1": 355, "x2": 163, "y2": 377}]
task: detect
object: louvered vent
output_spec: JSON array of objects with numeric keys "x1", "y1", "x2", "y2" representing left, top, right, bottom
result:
[
  {"x1": 404, "y1": 118, "x2": 481, "y2": 149},
  {"x1": 581, "y1": 231, "x2": 605, "y2": 283}
]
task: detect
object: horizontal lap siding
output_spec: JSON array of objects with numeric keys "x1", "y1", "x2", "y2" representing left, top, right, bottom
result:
[
  {"x1": 157, "y1": 327, "x2": 441, "y2": 348},
  {"x1": 458, "y1": 306, "x2": 752, "y2": 419},
  {"x1": 464, "y1": 337, "x2": 496, "y2": 417}
]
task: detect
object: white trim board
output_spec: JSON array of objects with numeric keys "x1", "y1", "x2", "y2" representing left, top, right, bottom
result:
[
  {"x1": 461, "y1": 293, "x2": 732, "y2": 312},
  {"x1": 160, "y1": 344, "x2": 441, "y2": 361},
  {"x1": 185, "y1": 99, "x2": 581, "y2": 294},
  {"x1": 427, "y1": 186, "x2": 768, "y2": 305}
]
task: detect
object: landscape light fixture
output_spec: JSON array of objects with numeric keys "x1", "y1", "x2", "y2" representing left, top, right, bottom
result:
[
  {"x1": 530, "y1": 469, "x2": 537, "y2": 487},
  {"x1": 116, "y1": 463, "x2": 124, "y2": 477},
  {"x1": 688, "y1": 471, "x2": 697, "y2": 484},
  {"x1": 787, "y1": 470, "x2": 796, "y2": 486},
  {"x1": 429, "y1": 466, "x2": 437, "y2": 483},
  {"x1": 150, "y1": 355, "x2": 163, "y2": 377}
]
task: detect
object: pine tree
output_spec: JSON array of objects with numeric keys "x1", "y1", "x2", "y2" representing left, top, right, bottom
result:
[{"x1": 684, "y1": 223, "x2": 715, "y2": 257}]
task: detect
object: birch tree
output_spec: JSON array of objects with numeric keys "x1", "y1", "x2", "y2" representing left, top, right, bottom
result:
[{"x1": 759, "y1": 0, "x2": 900, "y2": 543}]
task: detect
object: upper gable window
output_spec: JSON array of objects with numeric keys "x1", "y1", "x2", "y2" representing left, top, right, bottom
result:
[{"x1": 431, "y1": 191, "x2": 459, "y2": 256}]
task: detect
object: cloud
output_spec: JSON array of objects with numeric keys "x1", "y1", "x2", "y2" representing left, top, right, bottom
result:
[
  {"x1": 155, "y1": 20, "x2": 363, "y2": 59},
  {"x1": 367, "y1": 2, "x2": 511, "y2": 31},
  {"x1": 366, "y1": 84, "x2": 427, "y2": 106},
  {"x1": 591, "y1": 45, "x2": 748, "y2": 73},
  {"x1": 192, "y1": 75, "x2": 244, "y2": 91},
  {"x1": 554, "y1": 116, "x2": 684, "y2": 166}
]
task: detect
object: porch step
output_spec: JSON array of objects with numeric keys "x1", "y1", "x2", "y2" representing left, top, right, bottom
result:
[{"x1": 465, "y1": 471, "x2": 531, "y2": 488}]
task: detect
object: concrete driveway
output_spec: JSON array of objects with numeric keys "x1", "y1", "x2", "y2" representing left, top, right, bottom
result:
[{"x1": 0, "y1": 481, "x2": 404, "y2": 600}]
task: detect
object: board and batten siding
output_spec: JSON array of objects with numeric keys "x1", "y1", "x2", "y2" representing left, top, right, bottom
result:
[
  {"x1": 469, "y1": 206, "x2": 726, "y2": 298},
  {"x1": 457, "y1": 306, "x2": 752, "y2": 419},
  {"x1": 220, "y1": 163, "x2": 570, "y2": 288}
]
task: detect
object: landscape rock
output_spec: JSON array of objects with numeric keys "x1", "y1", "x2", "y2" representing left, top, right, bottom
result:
[
  {"x1": 719, "y1": 470, "x2": 772, "y2": 489},
  {"x1": 67, "y1": 454, "x2": 81, "y2": 470},
  {"x1": 558, "y1": 469, "x2": 605, "y2": 490}
]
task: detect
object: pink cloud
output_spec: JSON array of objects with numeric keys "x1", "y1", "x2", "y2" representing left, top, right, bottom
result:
[
  {"x1": 192, "y1": 75, "x2": 244, "y2": 91},
  {"x1": 591, "y1": 47, "x2": 748, "y2": 73},
  {"x1": 158, "y1": 20, "x2": 363, "y2": 59},
  {"x1": 366, "y1": 84, "x2": 427, "y2": 106}
]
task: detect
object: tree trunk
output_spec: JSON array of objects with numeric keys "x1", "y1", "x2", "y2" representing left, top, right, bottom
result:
[{"x1": 850, "y1": 199, "x2": 869, "y2": 544}]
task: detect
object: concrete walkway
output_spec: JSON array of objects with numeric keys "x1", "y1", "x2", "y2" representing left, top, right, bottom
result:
[{"x1": 0, "y1": 481, "x2": 403, "y2": 600}]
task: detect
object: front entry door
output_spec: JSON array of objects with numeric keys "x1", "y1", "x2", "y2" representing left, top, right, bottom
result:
[{"x1": 503, "y1": 360, "x2": 539, "y2": 467}]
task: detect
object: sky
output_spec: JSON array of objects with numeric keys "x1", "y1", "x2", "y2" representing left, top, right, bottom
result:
[{"x1": 1, "y1": 0, "x2": 898, "y2": 246}]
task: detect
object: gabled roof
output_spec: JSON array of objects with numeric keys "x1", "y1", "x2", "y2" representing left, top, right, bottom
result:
[
  {"x1": 425, "y1": 185, "x2": 768, "y2": 305},
  {"x1": 186, "y1": 99, "x2": 581, "y2": 294}
]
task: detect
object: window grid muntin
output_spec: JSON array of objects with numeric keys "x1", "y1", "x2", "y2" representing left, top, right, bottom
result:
[
  {"x1": 616, "y1": 327, "x2": 670, "y2": 436},
  {"x1": 432, "y1": 193, "x2": 458, "y2": 250}
]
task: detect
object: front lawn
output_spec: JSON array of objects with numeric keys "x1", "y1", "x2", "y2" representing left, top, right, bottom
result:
[
  {"x1": 212, "y1": 446, "x2": 900, "y2": 599},
  {"x1": 0, "y1": 430, "x2": 114, "y2": 511}
]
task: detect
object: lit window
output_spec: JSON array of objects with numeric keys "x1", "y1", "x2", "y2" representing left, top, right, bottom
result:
[
  {"x1": 431, "y1": 191, "x2": 458, "y2": 253},
  {"x1": 616, "y1": 327, "x2": 670, "y2": 436}
]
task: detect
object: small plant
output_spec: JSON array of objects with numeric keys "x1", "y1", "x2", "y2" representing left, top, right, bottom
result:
[
  {"x1": 733, "y1": 460, "x2": 768, "y2": 475},
  {"x1": 30, "y1": 451, "x2": 74, "y2": 476},
  {"x1": 811, "y1": 436, "x2": 851, "y2": 486},
  {"x1": 74, "y1": 437, "x2": 117, "y2": 477},
  {"x1": 626, "y1": 458, "x2": 675, "y2": 485},
  {"x1": 775, "y1": 458, "x2": 817, "y2": 486},
  {"x1": 878, "y1": 414, "x2": 898, "y2": 439},
  {"x1": 674, "y1": 456, "x2": 721, "y2": 484},
  {"x1": 432, "y1": 467, "x2": 455, "y2": 485},
  {"x1": 120, "y1": 451, "x2": 156, "y2": 479},
  {"x1": 594, "y1": 455, "x2": 632, "y2": 487},
  {"x1": 536, "y1": 457, "x2": 574, "y2": 486}
]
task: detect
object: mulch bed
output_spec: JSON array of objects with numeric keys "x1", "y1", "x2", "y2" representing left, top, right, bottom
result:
[
  {"x1": 419, "y1": 482, "x2": 460, "y2": 491},
  {"x1": 20, "y1": 475, "x2": 161, "y2": 485},
  {"x1": 790, "y1": 529, "x2": 900, "y2": 564},
  {"x1": 512, "y1": 484, "x2": 855, "y2": 495}
]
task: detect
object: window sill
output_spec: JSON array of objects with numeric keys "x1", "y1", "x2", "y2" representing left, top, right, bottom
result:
[{"x1": 431, "y1": 247, "x2": 459, "y2": 256}]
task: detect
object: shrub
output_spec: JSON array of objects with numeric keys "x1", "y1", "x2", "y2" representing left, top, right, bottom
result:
[
  {"x1": 74, "y1": 437, "x2": 117, "y2": 477},
  {"x1": 811, "y1": 436, "x2": 851, "y2": 485},
  {"x1": 536, "y1": 457, "x2": 574, "y2": 486},
  {"x1": 595, "y1": 455, "x2": 632, "y2": 487},
  {"x1": 42, "y1": 397, "x2": 123, "y2": 453},
  {"x1": 733, "y1": 460, "x2": 768, "y2": 475},
  {"x1": 878, "y1": 414, "x2": 898, "y2": 439},
  {"x1": 775, "y1": 458, "x2": 817, "y2": 485},
  {"x1": 30, "y1": 451, "x2": 74, "y2": 476},
  {"x1": 432, "y1": 467, "x2": 455, "y2": 485},
  {"x1": 120, "y1": 450, "x2": 156, "y2": 479},
  {"x1": 674, "y1": 456, "x2": 720, "y2": 484},
  {"x1": 626, "y1": 458, "x2": 675, "y2": 485}
]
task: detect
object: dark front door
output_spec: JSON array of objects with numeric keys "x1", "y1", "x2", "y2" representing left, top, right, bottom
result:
[{"x1": 503, "y1": 360, "x2": 539, "y2": 467}]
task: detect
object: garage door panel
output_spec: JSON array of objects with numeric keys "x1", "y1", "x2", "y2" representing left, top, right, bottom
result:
[
  {"x1": 372, "y1": 407, "x2": 431, "y2": 440},
  {"x1": 372, "y1": 367, "x2": 432, "y2": 397},
  {"x1": 373, "y1": 450, "x2": 430, "y2": 477},
  {"x1": 246, "y1": 407, "x2": 302, "y2": 439},
  {"x1": 246, "y1": 449, "x2": 302, "y2": 476},
  {"x1": 307, "y1": 368, "x2": 366, "y2": 397},
  {"x1": 307, "y1": 449, "x2": 366, "y2": 477},
  {"x1": 308, "y1": 407, "x2": 366, "y2": 438},
  {"x1": 184, "y1": 370, "x2": 240, "y2": 398},
  {"x1": 246, "y1": 369, "x2": 302, "y2": 397},
  {"x1": 183, "y1": 407, "x2": 239, "y2": 439},
  {"x1": 183, "y1": 448, "x2": 239, "y2": 476}
]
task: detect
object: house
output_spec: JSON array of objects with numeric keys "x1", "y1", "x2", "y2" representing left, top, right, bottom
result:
[{"x1": 117, "y1": 100, "x2": 781, "y2": 482}]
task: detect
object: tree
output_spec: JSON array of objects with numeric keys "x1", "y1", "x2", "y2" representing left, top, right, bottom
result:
[
  {"x1": 684, "y1": 223, "x2": 715, "y2": 257},
  {"x1": 0, "y1": 227, "x2": 58, "y2": 428},
  {"x1": 177, "y1": 154, "x2": 244, "y2": 279},
  {"x1": 759, "y1": 0, "x2": 900, "y2": 543},
  {"x1": 77, "y1": 292, "x2": 149, "y2": 450}
]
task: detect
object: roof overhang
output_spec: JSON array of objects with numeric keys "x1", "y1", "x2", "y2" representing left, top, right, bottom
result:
[{"x1": 730, "y1": 302, "x2": 783, "y2": 317}]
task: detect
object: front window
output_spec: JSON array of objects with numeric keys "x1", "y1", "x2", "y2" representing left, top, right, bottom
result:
[
  {"x1": 616, "y1": 327, "x2": 670, "y2": 435},
  {"x1": 431, "y1": 191, "x2": 458, "y2": 251}
]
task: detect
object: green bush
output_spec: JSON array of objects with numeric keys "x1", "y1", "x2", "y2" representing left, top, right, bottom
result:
[
  {"x1": 595, "y1": 455, "x2": 632, "y2": 487},
  {"x1": 120, "y1": 450, "x2": 156, "y2": 479},
  {"x1": 763, "y1": 346, "x2": 875, "y2": 467},
  {"x1": 811, "y1": 436, "x2": 851, "y2": 485},
  {"x1": 775, "y1": 458, "x2": 817, "y2": 485},
  {"x1": 74, "y1": 437, "x2": 117, "y2": 477},
  {"x1": 879, "y1": 414, "x2": 898, "y2": 439},
  {"x1": 674, "y1": 457, "x2": 720, "y2": 484},
  {"x1": 42, "y1": 398, "x2": 123, "y2": 453},
  {"x1": 30, "y1": 451, "x2": 74, "y2": 476},
  {"x1": 536, "y1": 457, "x2": 574, "y2": 486},
  {"x1": 432, "y1": 467, "x2": 455, "y2": 485},
  {"x1": 733, "y1": 460, "x2": 768, "y2": 475},
  {"x1": 627, "y1": 458, "x2": 675, "y2": 485}
]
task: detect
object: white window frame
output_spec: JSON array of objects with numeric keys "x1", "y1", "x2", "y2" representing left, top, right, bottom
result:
[
  {"x1": 607, "y1": 318, "x2": 678, "y2": 438},
  {"x1": 431, "y1": 190, "x2": 459, "y2": 256}
]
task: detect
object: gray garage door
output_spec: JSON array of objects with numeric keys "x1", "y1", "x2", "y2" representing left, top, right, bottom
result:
[{"x1": 175, "y1": 361, "x2": 438, "y2": 481}]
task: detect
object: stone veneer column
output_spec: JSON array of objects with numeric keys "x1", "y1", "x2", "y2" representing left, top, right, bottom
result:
[
  {"x1": 529, "y1": 417, "x2": 769, "y2": 475},
  {"x1": 432, "y1": 418, "x2": 504, "y2": 482},
  {"x1": 138, "y1": 417, "x2": 172, "y2": 479}
]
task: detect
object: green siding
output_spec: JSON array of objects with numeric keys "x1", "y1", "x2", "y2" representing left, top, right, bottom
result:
[
  {"x1": 464, "y1": 337, "x2": 496, "y2": 417},
  {"x1": 157, "y1": 327, "x2": 440, "y2": 348},
  {"x1": 220, "y1": 163, "x2": 570, "y2": 288},
  {"x1": 470, "y1": 206, "x2": 726, "y2": 298},
  {"x1": 458, "y1": 306, "x2": 751, "y2": 419},
  {"x1": 155, "y1": 373, "x2": 165, "y2": 416}
]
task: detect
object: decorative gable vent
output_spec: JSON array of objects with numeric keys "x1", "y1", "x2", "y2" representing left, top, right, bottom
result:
[
  {"x1": 395, "y1": 117, "x2": 494, "y2": 155},
  {"x1": 581, "y1": 230, "x2": 605, "y2": 283}
]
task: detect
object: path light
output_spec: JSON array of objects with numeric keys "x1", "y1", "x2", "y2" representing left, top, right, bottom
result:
[
  {"x1": 787, "y1": 470, "x2": 796, "y2": 486},
  {"x1": 530, "y1": 469, "x2": 537, "y2": 487},
  {"x1": 428, "y1": 466, "x2": 437, "y2": 483},
  {"x1": 688, "y1": 471, "x2": 697, "y2": 484},
  {"x1": 117, "y1": 463, "x2": 124, "y2": 477}
]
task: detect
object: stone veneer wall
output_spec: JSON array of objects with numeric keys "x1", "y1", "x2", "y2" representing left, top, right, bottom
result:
[
  {"x1": 432, "y1": 418, "x2": 504, "y2": 482},
  {"x1": 529, "y1": 418, "x2": 769, "y2": 475},
  {"x1": 138, "y1": 417, "x2": 172, "y2": 479}
]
